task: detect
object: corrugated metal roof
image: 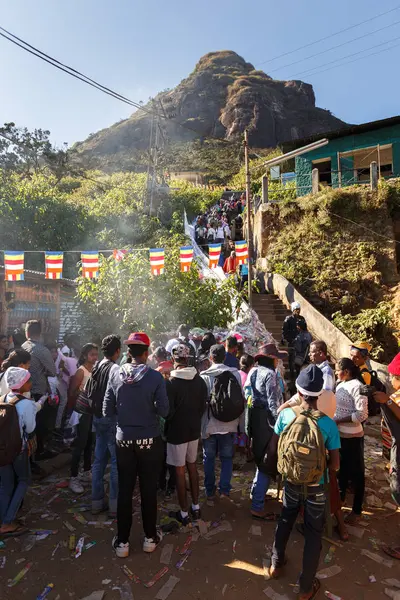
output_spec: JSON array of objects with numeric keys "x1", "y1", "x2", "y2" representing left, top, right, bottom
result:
[
  {"x1": 0, "y1": 266, "x2": 77, "y2": 286},
  {"x1": 281, "y1": 115, "x2": 400, "y2": 152}
]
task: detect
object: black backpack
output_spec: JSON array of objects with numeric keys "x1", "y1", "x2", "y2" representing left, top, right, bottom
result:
[
  {"x1": 359, "y1": 368, "x2": 386, "y2": 417},
  {"x1": 0, "y1": 394, "x2": 23, "y2": 466},
  {"x1": 209, "y1": 371, "x2": 244, "y2": 422}
]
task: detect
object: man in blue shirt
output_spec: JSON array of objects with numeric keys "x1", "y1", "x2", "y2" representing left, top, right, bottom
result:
[
  {"x1": 224, "y1": 336, "x2": 240, "y2": 369},
  {"x1": 266, "y1": 365, "x2": 340, "y2": 600}
]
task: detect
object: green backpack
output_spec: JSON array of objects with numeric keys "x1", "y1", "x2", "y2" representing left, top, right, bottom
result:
[{"x1": 278, "y1": 407, "x2": 327, "y2": 485}]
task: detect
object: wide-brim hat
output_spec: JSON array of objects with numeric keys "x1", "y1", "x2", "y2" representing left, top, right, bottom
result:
[
  {"x1": 123, "y1": 332, "x2": 151, "y2": 346},
  {"x1": 351, "y1": 340, "x2": 372, "y2": 353},
  {"x1": 255, "y1": 343, "x2": 287, "y2": 361}
]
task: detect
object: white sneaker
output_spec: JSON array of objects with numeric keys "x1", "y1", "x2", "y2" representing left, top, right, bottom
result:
[
  {"x1": 79, "y1": 470, "x2": 92, "y2": 483},
  {"x1": 69, "y1": 477, "x2": 84, "y2": 494},
  {"x1": 143, "y1": 529, "x2": 163, "y2": 553},
  {"x1": 112, "y1": 535, "x2": 129, "y2": 558}
]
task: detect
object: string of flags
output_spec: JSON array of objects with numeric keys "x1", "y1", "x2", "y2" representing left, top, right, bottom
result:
[{"x1": 1, "y1": 241, "x2": 248, "y2": 281}]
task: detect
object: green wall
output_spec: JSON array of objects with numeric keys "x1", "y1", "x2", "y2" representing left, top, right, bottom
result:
[{"x1": 295, "y1": 123, "x2": 400, "y2": 196}]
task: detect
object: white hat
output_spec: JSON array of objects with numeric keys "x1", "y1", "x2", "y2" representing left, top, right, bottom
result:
[{"x1": 291, "y1": 301, "x2": 301, "y2": 311}]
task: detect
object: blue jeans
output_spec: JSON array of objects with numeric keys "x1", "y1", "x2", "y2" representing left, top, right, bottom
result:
[
  {"x1": 251, "y1": 468, "x2": 271, "y2": 511},
  {"x1": 272, "y1": 482, "x2": 326, "y2": 594},
  {"x1": 0, "y1": 450, "x2": 30, "y2": 524},
  {"x1": 92, "y1": 416, "x2": 118, "y2": 513},
  {"x1": 203, "y1": 433, "x2": 234, "y2": 497}
]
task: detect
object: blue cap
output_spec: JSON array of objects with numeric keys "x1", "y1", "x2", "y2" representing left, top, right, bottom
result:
[{"x1": 296, "y1": 364, "x2": 324, "y2": 397}]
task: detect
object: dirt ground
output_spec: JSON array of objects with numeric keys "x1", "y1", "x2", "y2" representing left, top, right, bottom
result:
[{"x1": 0, "y1": 430, "x2": 399, "y2": 600}]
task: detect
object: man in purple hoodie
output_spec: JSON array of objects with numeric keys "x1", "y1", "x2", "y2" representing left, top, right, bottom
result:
[{"x1": 103, "y1": 332, "x2": 169, "y2": 558}]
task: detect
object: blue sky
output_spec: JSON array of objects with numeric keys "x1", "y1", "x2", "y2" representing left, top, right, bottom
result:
[{"x1": 1, "y1": 0, "x2": 399, "y2": 147}]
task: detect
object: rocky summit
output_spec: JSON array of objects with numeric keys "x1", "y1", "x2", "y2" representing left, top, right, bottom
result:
[{"x1": 75, "y1": 50, "x2": 347, "y2": 165}]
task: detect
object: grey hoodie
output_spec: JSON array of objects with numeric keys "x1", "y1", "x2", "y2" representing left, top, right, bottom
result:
[{"x1": 200, "y1": 363, "x2": 244, "y2": 439}]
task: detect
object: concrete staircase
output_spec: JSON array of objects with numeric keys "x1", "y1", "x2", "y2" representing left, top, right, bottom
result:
[{"x1": 251, "y1": 293, "x2": 291, "y2": 371}]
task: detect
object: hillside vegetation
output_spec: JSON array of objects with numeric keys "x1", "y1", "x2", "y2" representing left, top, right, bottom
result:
[{"x1": 265, "y1": 181, "x2": 400, "y2": 361}]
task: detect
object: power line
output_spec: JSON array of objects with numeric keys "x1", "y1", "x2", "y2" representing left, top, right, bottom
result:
[
  {"x1": 297, "y1": 38, "x2": 400, "y2": 79},
  {"x1": 0, "y1": 25, "x2": 234, "y2": 145},
  {"x1": 286, "y1": 33, "x2": 400, "y2": 79},
  {"x1": 267, "y1": 18, "x2": 400, "y2": 75},
  {"x1": 255, "y1": 5, "x2": 400, "y2": 66}
]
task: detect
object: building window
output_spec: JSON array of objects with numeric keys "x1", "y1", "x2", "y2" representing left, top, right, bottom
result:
[{"x1": 312, "y1": 159, "x2": 332, "y2": 186}]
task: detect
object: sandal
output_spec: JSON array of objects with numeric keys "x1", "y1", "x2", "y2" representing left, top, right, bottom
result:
[
  {"x1": 298, "y1": 578, "x2": 321, "y2": 600},
  {"x1": 0, "y1": 525, "x2": 28, "y2": 538},
  {"x1": 382, "y1": 545, "x2": 400, "y2": 560},
  {"x1": 334, "y1": 524, "x2": 349, "y2": 542},
  {"x1": 251, "y1": 511, "x2": 277, "y2": 521}
]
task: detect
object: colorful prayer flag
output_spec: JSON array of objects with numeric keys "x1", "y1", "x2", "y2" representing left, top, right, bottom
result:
[
  {"x1": 208, "y1": 243, "x2": 221, "y2": 269},
  {"x1": 4, "y1": 251, "x2": 24, "y2": 281},
  {"x1": 45, "y1": 252, "x2": 63, "y2": 279},
  {"x1": 81, "y1": 251, "x2": 99, "y2": 279},
  {"x1": 113, "y1": 249, "x2": 127, "y2": 262},
  {"x1": 180, "y1": 246, "x2": 194, "y2": 272},
  {"x1": 149, "y1": 248, "x2": 165, "y2": 276},
  {"x1": 235, "y1": 240, "x2": 248, "y2": 265}
]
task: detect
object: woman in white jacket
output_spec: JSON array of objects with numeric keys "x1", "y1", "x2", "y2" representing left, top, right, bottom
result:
[{"x1": 334, "y1": 357, "x2": 368, "y2": 525}]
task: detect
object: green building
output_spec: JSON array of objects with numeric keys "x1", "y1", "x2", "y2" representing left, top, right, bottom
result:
[{"x1": 287, "y1": 116, "x2": 400, "y2": 196}]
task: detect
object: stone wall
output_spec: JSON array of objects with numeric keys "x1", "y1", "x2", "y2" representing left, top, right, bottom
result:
[{"x1": 266, "y1": 272, "x2": 389, "y2": 387}]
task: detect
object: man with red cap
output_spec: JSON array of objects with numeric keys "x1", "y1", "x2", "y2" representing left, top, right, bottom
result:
[
  {"x1": 374, "y1": 352, "x2": 400, "y2": 560},
  {"x1": 103, "y1": 332, "x2": 169, "y2": 558}
]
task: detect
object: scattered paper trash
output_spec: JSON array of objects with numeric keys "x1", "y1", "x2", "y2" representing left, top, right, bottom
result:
[
  {"x1": 361, "y1": 549, "x2": 393, "y2": 568},
  {"x1": 22, "y1": 534, "x2": 37, "y2": 552},
  {"x1": 144, "y1": 566, "x2": 169, "y2": 588},
  {"x1": 249, "y1": 525, "x2": 262, "y2": 536},
  {"x1": 15, "y1": 558, "x2": 25, "y2": 565},
  {"x1": 204, "y1": 521, "x2": 232, "y2": 539},
  {"x1": 36, "y1": 583, "x2": 54, "y2": 600},
  {"x1": 155, "y1": 576, "x2": 180, "y2": 600},
  {"x1": 324, "y1": 546, "x2": 336, "y2": 563},
  {"x1": 63, "y1": 521, "x2": 76, "y2": 532},
  {"x1": 8, "y1": 561, "x2": 33, "y2": 587},
  {"x1": 385, "y1": 589, "x2": 400, "y2": 600},
  {"x1": 121, "y1": 565, "x2": 141, "y2": 584},
  {"x1": 101, "y1": 580, "x2": 111, "y2": 585},
  {"x1": 384, "y1": 502, "x2": 398, "y2": 511},
  {"x1": 197, "y1": 520, "x2": 208, "y2": 536},
  {"x1": 369, "y1": 575, "x2": 377, "y2": 583},
  {"x1": 383, "y1": 580, "x2": 400, "y2": 589},
  {"x1": 75, "y1": 536, "x2": 85, "y2": 559},
  {"x1": 119, "y1": 581, "x2": 134, "y2": 600},
  {"x1": 263, "y1": 586, "x2": 290, "y2": 599},
  {"x1": 324, "y1": 592, "x2": 343, "y2": 600},
  {"x1": 316, "y1": 565, "x2": 342, "y2": 579},
  {"x1": 79, "y1": 592, "x2": 105, "y2": 600},
  {"x1": 0, "y1": 556, "x2": 6, "y2": 568},
  {"x1": 222, "y1": 583, "x2": 228, "y2": 596},
  {"x1": 346, "y1": 525, "x2": 365, "y2": 539},
  {"x1": 160, "y1": 544, "x2": 174, "y2": 565},
  {"x1": 175, "y1": 550, "x2": 191, "y2": 570}
]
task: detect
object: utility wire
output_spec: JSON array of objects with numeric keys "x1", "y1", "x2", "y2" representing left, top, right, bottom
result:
[
  {"x1": 268, "y1": 18, "x2": 400, "y2": 75},
  {"x1": 256, "y1": 5, "x2": 400, "y2": 66},
  {"x1": 0, "y1": 26, "x2": 233, "y2": 144},
  {"x1": 287, "y1": 33, "x2": 400, "y2": 79},
  {"x1": 297, "y1": 39, "x2": 400, "y2": 79}
]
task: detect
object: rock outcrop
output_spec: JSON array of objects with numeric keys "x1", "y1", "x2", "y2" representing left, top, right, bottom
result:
[{"x1": 75, "y1": 50, "x2": 347, "y2": 166}]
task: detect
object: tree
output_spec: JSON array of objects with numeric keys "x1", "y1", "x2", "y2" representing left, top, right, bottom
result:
[{"x1": 77, "y1": 236, "x2": 240, "y2": 339}]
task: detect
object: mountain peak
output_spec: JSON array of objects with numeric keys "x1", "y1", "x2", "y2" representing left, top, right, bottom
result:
[{"x1": 75, "y1": 50, "x2": 347, "y2": 171}]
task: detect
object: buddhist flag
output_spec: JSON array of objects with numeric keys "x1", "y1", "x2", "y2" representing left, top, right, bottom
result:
[
  {"x1": 45, "y1": 252, "x2": 63, "y2": 279},
  {"x1": 180, "y1": 246, "x2": 194, "y2": 272},
  {"x1": 4, "y1": 251, "x2": 24, "y2": 281},
  {"x1": 81, "y1": 251, "x2": 99, "y2": 279},
  {"x1": 149, "y1": 248, "x2": 165, "y2": 276},
  {"x1": 113, "y1": 249, "x2": 127, "y2": 262},
  {"x1": 208, "y1": 243, "x2": 221, "y2": 269},
  {"x1": 235, "y1": 240, "x2": 248, "y2": 265}
]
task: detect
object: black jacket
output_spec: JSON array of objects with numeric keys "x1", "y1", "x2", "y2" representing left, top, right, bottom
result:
[
  {"x1": 165, "y1": 367, "x2": 207, "y2": 445},
  {"x1": 282, "y1": 314, "x2": 307, "y2": 345},
  {"x1": 90, "y1": 358, "x2": 115, "y2": 418}
]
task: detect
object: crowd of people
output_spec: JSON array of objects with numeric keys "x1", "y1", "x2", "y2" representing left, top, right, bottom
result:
[
  {"x1": 195, "y1": 193, "x2": 249, "y2": 289},
  {"x1": 0, "y1": 312, "x2": 399, "y2": 600}
]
